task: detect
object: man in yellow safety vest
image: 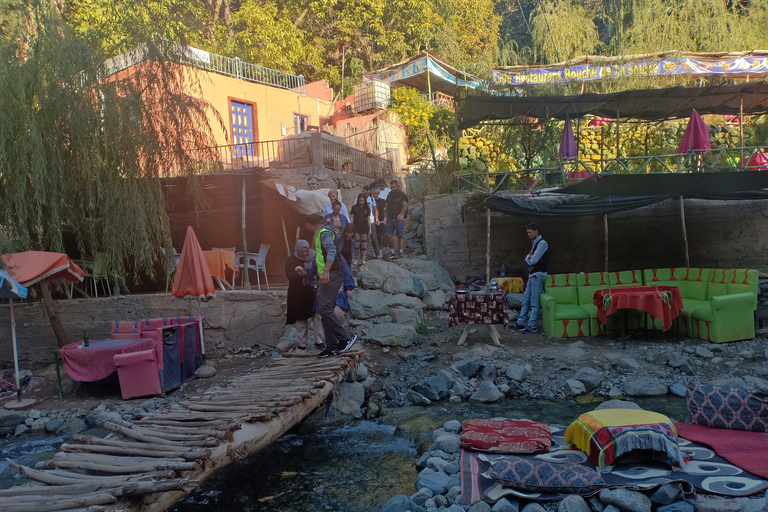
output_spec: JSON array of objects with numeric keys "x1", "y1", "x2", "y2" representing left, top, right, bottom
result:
[{"x1": 306, "y1": 214, "x2": 357, "y2": 357}]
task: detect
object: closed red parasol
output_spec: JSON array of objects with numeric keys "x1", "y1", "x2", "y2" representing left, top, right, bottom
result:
[
  {"x1": 678, "y1": 109, "x2": 711, "y2": 154},
  {"x1": 172, "y1": 226, "x2": 215, "y2": 354}
]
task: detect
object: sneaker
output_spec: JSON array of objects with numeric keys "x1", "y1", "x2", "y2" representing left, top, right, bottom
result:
[
  {"x1": 515, "y1": 324, "x2": 526, "y2": 331},
  {"x1": 362, "y1": 259, "x2": 367, "y2": 264},
  {"x1": 336, "y1": 335, "x2": 358, "y2": 354},
  {"x1": 317, "y1": 349, "x2": 334, "y2": 358},
  {"x1": 353, "y1": 259, "x2": 358, "y2": 266},
  {"x1": 399, "y1": 251, "x2": 404, "y2": 258},
  {"x1": 379, "y1": 250, "x2": 383, "y2": 258},
  {"x1": 521, "y1": 327, "x2": 537, "y2": 334}
]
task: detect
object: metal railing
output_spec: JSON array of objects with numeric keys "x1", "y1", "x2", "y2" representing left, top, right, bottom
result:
[
  {"x1": 104, "y1": 39, "x2": 306, "y2": 93},
  {"x1": 456, "y1": 146, "x2": 768, "y2": 191},
  {"x1": 420, "y1": 91, "x2": 455, "y2": 110},
  {"x1": 180, "y1": 133, "x2": 392, "y2": 178},
  {"x1": 322, "y1": 138, "x2": 393, "y2": 179}
]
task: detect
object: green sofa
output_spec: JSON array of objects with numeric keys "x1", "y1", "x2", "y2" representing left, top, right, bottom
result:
[
  {"x1": 540, "y1": 268, "x2": 757, "y2": 342},
  {"x1": 643, "y1": 267, "x2": 758, "y2": 343}
]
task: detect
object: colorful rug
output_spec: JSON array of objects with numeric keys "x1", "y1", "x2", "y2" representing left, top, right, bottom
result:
[
  {"x1": 460, "y1": 424, "x2": 768, "y2": 506},
  {"x1": 675, "y1": 422, "x2": 768, "y2": 479}
]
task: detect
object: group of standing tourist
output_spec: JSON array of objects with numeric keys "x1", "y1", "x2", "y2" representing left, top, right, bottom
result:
[{"x1": 286, "y1": 177, "x2": 408, "y2": 357}]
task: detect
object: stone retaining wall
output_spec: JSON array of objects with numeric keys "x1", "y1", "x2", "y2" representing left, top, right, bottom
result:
[
  {"x1": 424, "y1": 193, "x2": 768, "y2": 282},
  {"x1": 0, "y1": 291, "x2": 286, "y2": 368}
]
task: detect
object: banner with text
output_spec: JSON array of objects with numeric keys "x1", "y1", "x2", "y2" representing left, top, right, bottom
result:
[{"x1": 492, "y1": 56, "x2": 768, "y2": 86}]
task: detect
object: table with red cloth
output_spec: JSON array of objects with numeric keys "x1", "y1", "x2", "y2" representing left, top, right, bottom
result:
[
  {"x1": 593, "y1": 285, "x2": 683, "y2": 332},
  {"x1": 202, "y1": 250, "x2": 238, "y2": 290},
  {"x1": 59, "y1": 338, "x2": 156, "y2": 382},
  {"x1": 449, "y1": 291, "x2": 508, "y2": 346}
]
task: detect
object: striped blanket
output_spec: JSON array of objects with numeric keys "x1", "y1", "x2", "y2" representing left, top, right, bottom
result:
[{"x1": 564, "y1": 409, "x2": 684, "y2": 471}]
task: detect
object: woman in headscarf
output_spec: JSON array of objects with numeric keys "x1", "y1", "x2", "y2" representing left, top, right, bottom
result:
[{"x1": 285, "y1": 240, "x2": 324, "y2": 350}]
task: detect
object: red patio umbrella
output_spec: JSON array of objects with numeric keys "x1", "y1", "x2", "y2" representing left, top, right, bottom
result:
[
  {"x1": 678, "y1": 109, "x2": 711, "y2": 154},
  {"x1": 2, "y1": 252, "x2": 86, "y2": 351},
  {"x1": 172, "y1": 226, "x2": 215, "y2": 354},
  {"x1": 2, "y1": 252, "x2": 85, "y2": 286},
  {"x1": 745, "y1": 150, "x2": 768, "y2": 171}
]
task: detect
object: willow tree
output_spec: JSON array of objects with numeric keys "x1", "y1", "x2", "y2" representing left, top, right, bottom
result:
[
  {"x1": 530, "y1": 0, "x2": 600, "y2": 64},
  {"x1": 0, "y1": 3, "x2": 222, "y2": 344}
]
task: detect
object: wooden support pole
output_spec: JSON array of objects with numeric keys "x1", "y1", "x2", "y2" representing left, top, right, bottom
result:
[
  {"x1": 486, "y1": 209, "x2": 491, "y2": 284},
  {"x1": 241, "y1": 176, "x2": 250, "y2": 290},
  {"x1": 40, "y1": 282, "x2": 69, "y2": 348},
  {"x1": 600, "y1": 125, "x2": 605, "y2": 173},
  {"x1": 680, "y1": 197, "x2": 690, "y2": 267},
  {"x1": 615, "y1": 111, "x2": 621, "y2": 160},
  {"x1": 603, "y1": 214, "x2": 609, "y2": 273},
  {"x1": 740, "y1": 99, "x2": 744, "y2": 169}
]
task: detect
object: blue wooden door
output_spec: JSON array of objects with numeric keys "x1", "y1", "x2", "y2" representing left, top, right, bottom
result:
[{"x1": 231, "y1": 101, "x2": 254, "y2": 157}]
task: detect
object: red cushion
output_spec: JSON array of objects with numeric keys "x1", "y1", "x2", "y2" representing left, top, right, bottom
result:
[{"x1": 461, "y1": 419, "x2": 552, "y2": 454}]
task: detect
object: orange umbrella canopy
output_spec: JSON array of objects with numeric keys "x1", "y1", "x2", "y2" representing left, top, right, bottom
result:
[
  {"x1": 172, "y1": 226, "x2": 215, "y2": 301},
  {"x1": 2, "y1": 252, "x2": 85, "y2": 287}
]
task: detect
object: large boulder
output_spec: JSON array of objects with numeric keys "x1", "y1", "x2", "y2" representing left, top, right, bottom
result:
[
  {"x1": 399, "y1": 259, "x2": 455, "y2": 293},
  {"x1": 349, "y1": 289, "x2": 390, "y2": 319},
  {"x1": 411, "y1": 376, "x2": 449, "y2": 401},
  {"x1": 333, "y1": 381, "x2": 365, "y2": 418},
  {"x1": 358, "y1": 260, "x2": 425, "y2": 298},
  {"x1": 389, "y1": 307, "x2": 421, "y2": 326},
  {"x1": 364, "y1": 323, "x2": 417, "y2": 347},
  {"x1": 384, "y1": 293, "x2": 425, "y2": 317},
  {"x1": 379, "y1": 494, "x2": 426, "y2": 512},
  {"x1": 423, "y1": 290, "x2": 448, "y2": 310}
]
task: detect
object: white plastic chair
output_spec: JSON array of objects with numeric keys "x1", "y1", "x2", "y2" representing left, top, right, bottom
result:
[{"x1": 234, "y1": 244, "x2": 270, "y2": 290}]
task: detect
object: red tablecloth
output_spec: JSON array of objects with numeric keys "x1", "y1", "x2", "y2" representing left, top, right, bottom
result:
[
  {"x1": 60, "y1": 338, "x2": 156, "y2": 382},
  {"x1": 448, "y1": 292, "x2": 508, "y2": 328},
  {"x1": 593, "y1": 285, "x2": 683, "y2": 331}
]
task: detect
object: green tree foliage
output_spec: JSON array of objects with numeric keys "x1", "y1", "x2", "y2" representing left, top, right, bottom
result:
[
  {"x1": 224, "y1": 0, "x2": 324, "y2": 78},
  {"x1": 530, "y1": 0, "x2": 600, "y2": 63},
  {"x1": 0, "y1": 2, "x2": 221, "y2": 284},
  {"x1": 388, "y1": 87, "x2": 454, "y2": 161}
]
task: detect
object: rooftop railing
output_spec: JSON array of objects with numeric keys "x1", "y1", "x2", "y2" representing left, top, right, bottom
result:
[
  {"x1": 104, "y1": 39, "x2": 306, "y2": 93},
  {"x1": 180, "y1": 132, "x2": 392, "y2": 178}
]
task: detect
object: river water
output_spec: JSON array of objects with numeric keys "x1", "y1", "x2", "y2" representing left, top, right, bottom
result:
[{"x1": 170, "y1": 396, "x2": 687, "y2": 512}]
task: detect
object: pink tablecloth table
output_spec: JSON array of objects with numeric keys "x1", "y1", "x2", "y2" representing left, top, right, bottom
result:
[{"x1": 59, "y1": 337, "x2": 156, "y2": 382}]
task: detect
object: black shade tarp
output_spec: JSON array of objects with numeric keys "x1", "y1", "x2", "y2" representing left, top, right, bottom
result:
[
  {"x1": 478, "y1": 194, "x2": 667, "y2": 217},
  {"x1": 558, "y1": 172, "x2": 768, "y2": 198},
  {"x1": 458, "y1": 82, "x2": 768, "y2": 129}
]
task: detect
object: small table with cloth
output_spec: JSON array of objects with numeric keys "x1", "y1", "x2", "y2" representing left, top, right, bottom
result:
[
  {"x1": 449, "y1": 291, "x2": 508, "y2": 346},
  {"x1": 593, "y1": 285, "x2": 683, "y2": 332},
  {"x1": 59, "y1": 338, "x2": 156, "y2": 382},
  {"x1": 202, "y1": 250, "x2": 238, "y2": 291},
  {"x1": 565, "y1": 408, "x2": 685, "y2": 471}
]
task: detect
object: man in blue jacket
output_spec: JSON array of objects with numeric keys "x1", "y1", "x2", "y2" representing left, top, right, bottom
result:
[{"x1": 515, "y1": 222, "x2": 548, "y2": 334}]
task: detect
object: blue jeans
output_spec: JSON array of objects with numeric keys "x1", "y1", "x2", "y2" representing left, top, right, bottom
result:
[{"x1": 517, "y1": 273, "x2": 546, "y2": 329}]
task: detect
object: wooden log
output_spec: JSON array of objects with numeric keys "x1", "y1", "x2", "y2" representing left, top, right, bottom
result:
[
  {"x1": 72, "y1": 436, "x2": 209, "y2": 458},
  {"x1": 38, "y1": 458, "x2": 196, "y2": 474},
  {"x1": 60, "y1": 443, "x2": 207, "y2": 461},
  {"x1": 54, "y1": 451, "x2": 187, "y2": 467},
  {"x1": 7, "y1": 460, "x2": 175, "y2": 485},
  {"x1": 136, "y1": 418, "x2": 236, "y2": 428},
  {"x1": 1, "y1": 492, "x2": 116, "y2": 512},
  {"x1": 0, "y1": 478, "x2": 198, "y2": 498},
  {"x1": 103, "y1": 421, "x2": 220, "y2": 447}
]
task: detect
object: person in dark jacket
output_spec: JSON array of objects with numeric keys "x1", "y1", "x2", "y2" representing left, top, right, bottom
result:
[
  {"x1": 285, "y1": 240, "x2": 323, "y2": 350},
  {"x1": 515, "y1": 222, "x2": 549, "y2": 334},
  {"x1": 337, "y1": 224, "x2": 356, "y2": 269}
]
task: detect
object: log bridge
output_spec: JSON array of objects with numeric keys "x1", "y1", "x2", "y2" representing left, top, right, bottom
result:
[{"x1": 1, "y1": 348, "x2": 363, "y2": 512}]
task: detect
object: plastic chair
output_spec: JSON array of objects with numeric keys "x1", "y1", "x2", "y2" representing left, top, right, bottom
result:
[
  {"x1": 161, "y1": 247, "x2": 181, "y2": 293},
  {"x1": 234, "y1": 244, "x2": 270, "y2": 290},
  {"x1": 82, "y1": 252, "x2": 110, "y2": 297}
]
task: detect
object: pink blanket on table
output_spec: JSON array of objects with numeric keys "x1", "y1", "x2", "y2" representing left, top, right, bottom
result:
[{"x1": 60, "y1": 338, "x2": 156, "y2": 382}]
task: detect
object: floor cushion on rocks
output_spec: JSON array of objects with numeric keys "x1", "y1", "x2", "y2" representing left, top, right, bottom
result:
[
  {"x1": 685, "y1": 380, "x2": 768, "y2": 433},
  {"x1": 564, "y1": 409, "x2": 685, "y2": 471},
  {"x1": 461, "y1": 419, "x2": 551, "y2": 454},
  {"x1": 490, "y1": 456, "x2": 606, "y2": 494}
]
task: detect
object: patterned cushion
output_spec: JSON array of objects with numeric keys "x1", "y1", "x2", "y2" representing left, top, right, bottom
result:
[
  {"x1": 490, "y1": 456, "x2": 606, "y2": 494},
  {"x1": 461, "y1": 419, "x2": 551, "y2": 454},
  {"x1": 686, "y1": 380, "x2": 768, "y2": 432}
]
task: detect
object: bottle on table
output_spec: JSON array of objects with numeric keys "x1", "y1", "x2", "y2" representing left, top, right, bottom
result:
[{"x1": 83, "y1": 330, "x2": 89, "y2": 347}]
